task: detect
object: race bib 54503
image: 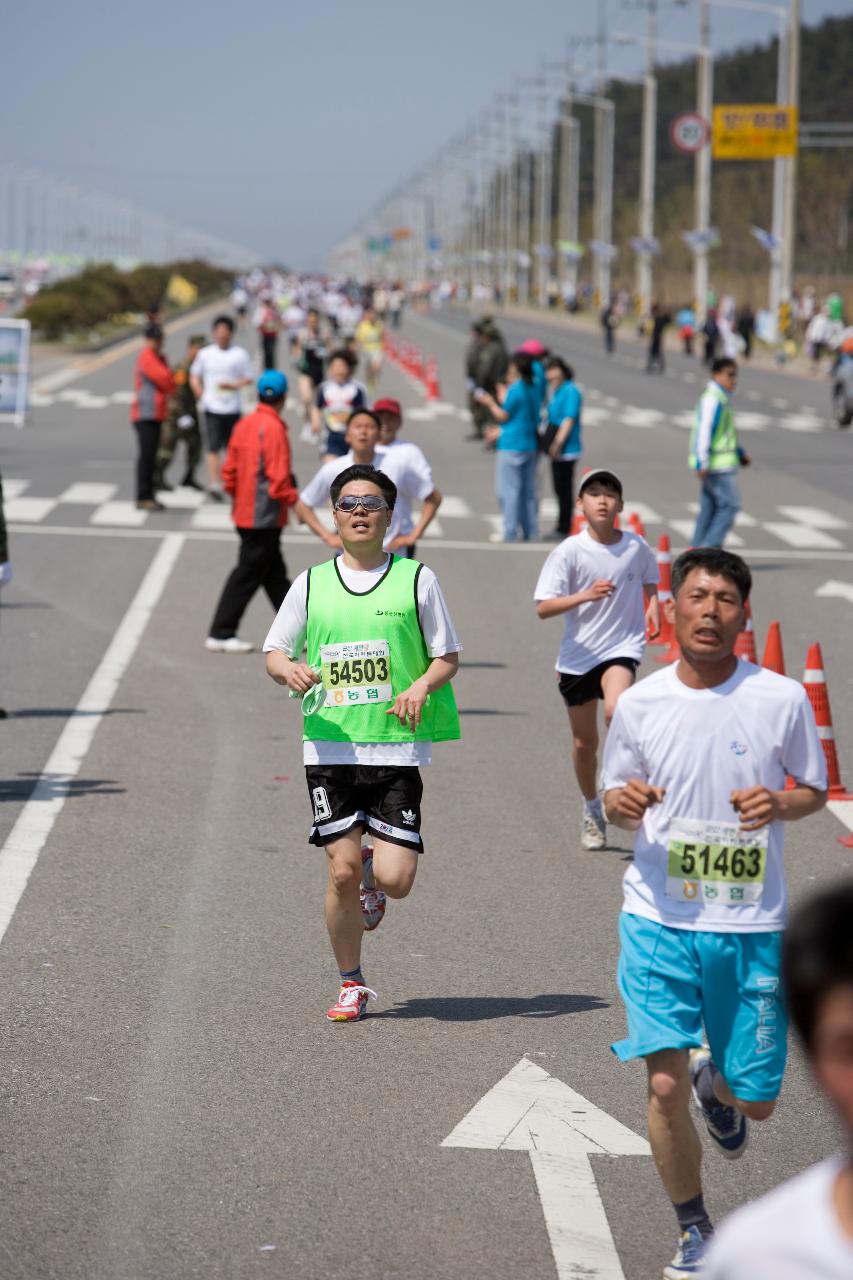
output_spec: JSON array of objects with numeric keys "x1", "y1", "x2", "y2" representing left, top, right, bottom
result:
[{"x1": 320, "y1": 639, "x2": 392, "y2": 707}]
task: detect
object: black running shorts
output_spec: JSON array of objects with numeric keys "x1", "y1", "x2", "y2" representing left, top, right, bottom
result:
[
  {"x1": 558, "y1": 657, "x2": 639, "y2": 708},
  {"x1": 305, "y1": 764, "x2": 424, "y2": 851}
]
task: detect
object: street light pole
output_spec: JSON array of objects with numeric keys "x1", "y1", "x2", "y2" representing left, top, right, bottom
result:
[
  {"x1": 780, "y1": 0, "x2": 800, "y2": 312},
  {"x1": 637, "y1": 0, "x2": 658, "y2": 317},
  {"x1": 694, "y1": 0, "x2": 713, "y2": 323}
]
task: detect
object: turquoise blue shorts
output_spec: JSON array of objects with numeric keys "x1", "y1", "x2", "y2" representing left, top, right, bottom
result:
[{"x1": 612, "y1": 912, "x2": 788, "y2": 1102}]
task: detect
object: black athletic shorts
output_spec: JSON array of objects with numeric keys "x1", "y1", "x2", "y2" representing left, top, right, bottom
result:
[
  {"x1": 558, "y1": 657, "x2": 639, "y2": 708},
  {"x1": 204, "y1": 411, "x2": 240, "y2": 454},
  {"x1": 305, "y1": 764, "x2": 424, "y2": 851}
]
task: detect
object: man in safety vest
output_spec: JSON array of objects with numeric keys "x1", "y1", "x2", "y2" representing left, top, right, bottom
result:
[
  {"x1": 690, "y1": 358, "x2": 750, "y2": 548},
  {"x1": 263, "y1": 465, "x2": 461, "y2": 1023}
]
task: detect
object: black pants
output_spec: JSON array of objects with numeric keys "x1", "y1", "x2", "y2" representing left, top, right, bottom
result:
[
  {"x1": 647, "y1": 343, "x2": 665, "y2": 373},
  {"x1": 209, "y1": 528, "x2": 290, "y2": 639},
  {"x1": 261, "y1": 333, "x2": 278, "y2": 370},
  {"x1": 551, "y1": 459, "x2": 576, "y2": 535},
  {"x1": 134, "y1": 419, "x2": 161, "y2": 500}
]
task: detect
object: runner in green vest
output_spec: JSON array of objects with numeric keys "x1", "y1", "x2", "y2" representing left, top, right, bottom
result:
[
  {"x1": 689, "y1": 358, "x2": 750, "y2": 548},
  {"x1": 263, "y1": 464, "x2": 462, "y2": 1022}
]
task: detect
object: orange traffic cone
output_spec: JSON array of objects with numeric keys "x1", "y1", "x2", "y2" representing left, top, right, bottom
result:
[
  {"x1": 570, "y1": 511, "x2": 587, "y2": 535},
  {"x1": 651, "y1": 534, "x2": 677, "y2": 658},
  {"x1": 628, "y1": 511, "x2": 647, "y2": 540},
  {"x1": 734, "y1": 600, "x2": 758, "y2": 663},
  {"x1": 803, "y1": 643, "x2": 853, "y2": 802},
  {"x1": 425, "y1": 357, "x2": 441, "y2": 401},
  {"x1": 761, "y1": 621, "x2": 786, "y2": 675}
]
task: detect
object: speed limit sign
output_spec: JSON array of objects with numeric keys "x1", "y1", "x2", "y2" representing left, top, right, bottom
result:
[{"x1": 670, "y1": 112, "x2": 711, "y2": 153}]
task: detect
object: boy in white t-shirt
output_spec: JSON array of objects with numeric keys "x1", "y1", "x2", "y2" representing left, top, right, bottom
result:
[
  {"x1": 705, "y1": 882, "x2": 853, "y2": 1279},
  {"x1": 602, "y1": 547, "x2": 827, "y2": 1279},
  {"x1": 534, "y1": 469, "x2": 660, "y2": 850}
]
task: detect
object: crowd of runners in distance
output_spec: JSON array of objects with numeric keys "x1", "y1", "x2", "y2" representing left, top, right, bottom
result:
[{"x1": 127, "y1": 268, "x2": 851, "y2": 1279}]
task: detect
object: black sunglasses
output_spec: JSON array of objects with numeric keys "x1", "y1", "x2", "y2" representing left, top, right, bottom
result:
[{"x1": 334, "y1": 495, "x2": 388, "y2": 513}]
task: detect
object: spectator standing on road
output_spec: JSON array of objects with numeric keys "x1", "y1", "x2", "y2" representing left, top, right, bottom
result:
[
  {"x1": 646, "y1": 302, "x2": 671, "y2": 374},
  {"x1": 690, "y1": 357, "x2": 750, "y2": 548},
  {"x1": 205, "y1": 371, "x2": 298, "y2": 654},
  {"x1": 478, "y1": 353, "x2": 540, "y2": 543},
  {"x1": 705, "y1": 882, "x2": 853, "y2": 1279},
  {"x1": 253, "y1": 294, "x2": 283, "y2": 370},
  {"x1": 542, "y1": 357, "x2": 583, "y2": 538},
  {"x1": 465, "y1": 318, "x2": 508, "y2": 441},
  {"x1": 736, "y1": 303, "x2": 755, "y2": 360},
  {"x1": 601, "y1": 298, "x2": 618, "y2": 355},
  {"x1": 677, "y1": 304, "x2": 696, "y2": 357},
  {"x1": 154, "y1": 333, "x2": 205, "y2": 493},
  {"x1": 703, "y1": 308, "x2": 720, "y2": 367},
  {"x1": 190, "y1": 316, "x2": 254, "y2": 501},
  {"x1": 130, "y1": 324, "x2": 175, "y2": 512},
  {"x1": 602, "y1": 547, "x2": 827, "y2": 1280}
]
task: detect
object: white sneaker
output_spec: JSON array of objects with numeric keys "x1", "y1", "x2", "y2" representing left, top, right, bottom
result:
[
  {"x1": 205, "y1": 636, "x2": 253, "y2": 654},
  {"x1": 581, "y1": 808, "x2": 606, "y2": 850}
]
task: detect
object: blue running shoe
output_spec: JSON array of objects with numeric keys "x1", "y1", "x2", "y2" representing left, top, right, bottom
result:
[
  {"x1": 689, "y1": 1046, "x2": 748, "y2": 1159},
  {"x1": 663, "y1": 1225, "x2": 709, "y2": 1278},
  {"x1": 360, "y1": 845, "x2": 386, "y2": 931}
]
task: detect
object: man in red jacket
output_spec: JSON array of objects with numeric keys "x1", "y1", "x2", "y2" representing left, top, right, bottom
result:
[
  {"x1": 206, "y1": 370, "x2": 300, "y2": 653},
  {"x1": 131, "y1": 324, "x2": 176, "y2": 510}
]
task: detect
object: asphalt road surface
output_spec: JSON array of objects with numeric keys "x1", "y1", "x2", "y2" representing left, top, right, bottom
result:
[{"x1": 2, "y1": 303, "x2": 852, "y2": 1280}]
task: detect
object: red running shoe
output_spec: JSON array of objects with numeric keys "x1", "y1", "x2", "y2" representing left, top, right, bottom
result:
[{"x1": 326, "y1": 980, "x2": 378, "y2": 1022}]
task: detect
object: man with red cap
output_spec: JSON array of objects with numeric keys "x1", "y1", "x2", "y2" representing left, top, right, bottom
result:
[{"x1": 373, "y1": 397, "x2": 443, "y2": 558}]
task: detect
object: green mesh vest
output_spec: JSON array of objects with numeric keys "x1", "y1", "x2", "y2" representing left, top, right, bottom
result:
[{"x1": 303, "y1": 556, "x2": 461, "y2": 744}]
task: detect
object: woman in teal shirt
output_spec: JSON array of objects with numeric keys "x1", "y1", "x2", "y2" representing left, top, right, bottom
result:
[
  {"x1": 544, "y1": 357, "x2": 583, "y2": 537},
  {"x1": 479, "y1": 353, "x2": 540, "y2": 542}
]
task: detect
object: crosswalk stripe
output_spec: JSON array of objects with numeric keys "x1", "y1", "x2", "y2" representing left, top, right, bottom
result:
[
  {"x1": 58, "y1": 482, "x2": 119, "y2": 504},
  {"x1": 3, "y1": 479, "x2": 31, "y2": 499},
  {"x1": 776, "y1": 505, "x2": 848, "y2": 530},
  {"x1": 190, "y1": 507, "x2": 233, "y2": 530},
  {"x1": 439, "y1": 495, "x2": 474, "y2": 518},
  {"x1": 763, "y1": 522, "x2": 844, "y2": 550},
  {"x1": 90, "y1": 501, "x2": 149, "y2": 527},
  {"x1": 157, "y1": 489, "x2": 207, "y2": 510},
  {"x1": 669, "y1": 518, "x2": 744, "y2": 547},
  {"x1": 5, "y1": 497, "x2": 58, "y2": 522}
]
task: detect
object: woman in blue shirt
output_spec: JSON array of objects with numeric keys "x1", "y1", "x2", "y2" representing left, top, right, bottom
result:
[
  {"x1": 544, "y1": 357, "x2": 583, "y2": 537},
  {"x1": 479, "y1": 353, "x2": 540, "y2": 542}
]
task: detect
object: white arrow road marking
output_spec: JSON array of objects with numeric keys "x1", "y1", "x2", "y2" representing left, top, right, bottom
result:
[
  {"x1": 442, "y1": 1057, "x2": 649, "y2": 1280},
  {"x1": 828, "y1": 800, "x2": 853, "y2": 833},
  {"x1": 815, "y1": 580, "x2": 853, "y2": 604}
]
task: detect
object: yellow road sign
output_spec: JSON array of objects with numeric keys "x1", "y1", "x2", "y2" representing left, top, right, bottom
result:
[{"x1": 712, "y1": 105, "x2": 798, "y2": 159}]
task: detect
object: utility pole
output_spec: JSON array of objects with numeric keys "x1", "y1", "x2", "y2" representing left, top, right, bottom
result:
[
  {"x1": 535, "y1": 77, "x2": 551, "y2": 306},
  {"x1": 780, "y1": 0, "x2": 800, "y2": 317},
  {"x1": 694, "y1": 0, "x2": 713, "y2": 324},
  {"x1": 637, "y1": 0, "x2": 658, "y2": 317}
]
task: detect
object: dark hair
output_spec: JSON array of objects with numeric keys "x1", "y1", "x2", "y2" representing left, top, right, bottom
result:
[
  {"x1": 712, "y1": 356, "x2": 737, "y2": 376},
  {"x1": 671, "y1": 548, "x2": 752, "y2": 603},
  {"x1": 144, "y1": 323, "x2": 163, "y2": 340},
  {"x1": 545, "y1": 356, "x2": 573, "y2": 381},
  {"x1": 329, "y1": 464, "x2": 397, "y2": 510},
  {"x1": 510, "y1": 352, "x2": 535, "y2": 384},
  {"x1": 328, "y1": 347, "x2": 357, "y2": 370},
  {"x1": 784, "y1": 882, "x2": 853, "y2": 1052},
  {"x1": 213, "y1": 314, "x2": 234, "y2": 332},
  {"x1": 346, "y1": 407, "x2": 382, "y2": 431}
]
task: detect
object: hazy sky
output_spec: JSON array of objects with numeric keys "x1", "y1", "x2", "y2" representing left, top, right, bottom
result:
[{"x1": 5, "y1": 0, "x2": 850, "y2": 269}]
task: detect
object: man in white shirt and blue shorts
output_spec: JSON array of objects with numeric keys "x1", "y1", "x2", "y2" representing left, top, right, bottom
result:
[{"x1": 602, "y1": 546, "x2": 827, "y2": 1279}]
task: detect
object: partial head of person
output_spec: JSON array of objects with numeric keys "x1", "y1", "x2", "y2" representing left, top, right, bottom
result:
[
  {"x1": 213, "y1": 314, "x2": 235, "y2": 348},
  {"x1": 508, "y1": 352, "x2": 535, "y2": 384},
  {"x1": 329, "y1": 464, "x2": 397, "y2": 547},
  {"x1": 257, "y1": 369, "x2": 288, "y2": 411},
  {"x1": 373, "y1": 397, "x2": 402, "y2": 445},
  {"x1": 328, "y1": 348, "x2": 357, "y2": 382},
  {"x1": 577, "y1": 469, "x2": 623, "y2": 523},
  {"x1": 711, "y1": 356, "x2": 738, "y2": 392},
  {"x1": 144, "y1": 323, "x2": 163, "y2": 348},
  {"x1": 669, "y1": 547, "x2": 751, "y2": 663},
  {"x1": 345, "y1": 407, "x2": 381, "y2": 456},
  {"x1": 517, "y1": 338, "x2": 547, "y2": 360},
  {"x1": 544, "y1": 356, "x2": 573, "y2": 389},
  {"x1": 784, "y1": 881, "x2": 853, "y2": 1137},
  {"x1": 188, "y1": 332, "x2": 206, "y2": 355}
]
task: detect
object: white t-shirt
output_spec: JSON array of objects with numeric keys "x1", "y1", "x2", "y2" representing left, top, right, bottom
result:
[
  {"x1": 263, "y1": 555, "x2": 462, "y2": 767},
  {"x1": 533, "y1": 529, "x2": 659, "y2": 674},
  {"x1": 299, "y1": 448, "x2": 434, "y2": 546},
  {"x1": 706, "y1": 1158, "x2": 853, "y2": 1279},
  {"x1": 601, "y1": 661, "x2": 827, "y2": 932},
  {"x1": 190, "y1": 343, "x2": 254, "y2": 415}
]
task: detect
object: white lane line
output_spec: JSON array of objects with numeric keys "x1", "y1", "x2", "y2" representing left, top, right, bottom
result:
[
  {"x1": 780, "y1": 414, "x2": 825, "y2": 433},
  {"x1": 763, "y1": 522, "x2": 844, "y2": 549},
  {"x1": 190, "y1": 506, "x2": 234, "y2": 530},
  {"x1": 669, "y1": 518, "x2": 744, "y2": 547},
  {"x1": 58, "y1": 482, "x2": 118, "y2": 505},
  {"x1": 2, "y1": 479, "x2": 31, "y2": 499},
  {"x1": 91, "y1": 501, "x2": 149, "y2": 528},
  {"x1": 10, "y1": 522, "x2": 853, "y2": 558},
  {"x1": 4, "y1": 497, "x2": 58, "y2": 522},
  {"x1": 0, "y1": 534, "x2": 186, "y2": 948},
  {"x1": 815, "y1": 580, "x2": 853, "y2": 605},
  {"x1": 777, "y1": 505, "x2": 849, "y2": 530}
]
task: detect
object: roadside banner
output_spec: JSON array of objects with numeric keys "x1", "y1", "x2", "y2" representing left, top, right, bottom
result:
[
  {"x1": 0, "y1": 319, "x2": 31, "y2": 428},
  {"x1": 713, "y1": 105, "x2": 798, "y2": 159}
]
